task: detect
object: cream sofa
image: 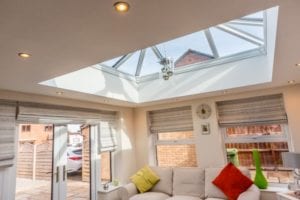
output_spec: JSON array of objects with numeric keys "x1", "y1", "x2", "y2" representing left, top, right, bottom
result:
[{"x1": 119, "y1": 166, "x2": 260, "y2": 200}]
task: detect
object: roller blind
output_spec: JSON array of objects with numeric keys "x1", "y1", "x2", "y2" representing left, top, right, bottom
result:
[
  {"x1": 0, "y1": 101, "x2": 16, "y2": 167},
  {"x1": 148, "y1": 106, "x2": 193, "y2": 133},
  {"x1": 216, "y1": 94, "x2": 288, "y2": 127}
]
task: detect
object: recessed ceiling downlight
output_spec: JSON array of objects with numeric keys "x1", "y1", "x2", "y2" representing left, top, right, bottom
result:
[
  {"x1": 114, "y1": 1, "x2": 130, "y2": 13},
  {"x1": 288, "y1": 80, "x2": 296, "y2": 84},
  {"x1": 18, "y1": 53, "x2": 31, "y2": 58}
]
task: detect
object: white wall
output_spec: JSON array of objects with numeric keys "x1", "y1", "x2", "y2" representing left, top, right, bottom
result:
[
  {"x1": 0, "y1": 90, "x2": 137, "y2": 200},
  {"x1": 134, "y1": 84, "x2": 300, "y2": 169}
]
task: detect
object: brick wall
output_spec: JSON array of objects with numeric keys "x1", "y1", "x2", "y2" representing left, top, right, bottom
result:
[
  {"x1": 156, "y1": 131, "x2": 197, "y2": 167},
  {"x1": 19, "y1": 124, "x2": 53, "y2": 144}
]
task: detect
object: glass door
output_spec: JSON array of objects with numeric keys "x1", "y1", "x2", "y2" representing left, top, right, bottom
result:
[
  {"x1": 52, "y1": 125, "x2": 68, "y2": 200},
  {"x1": 53, "y1": 124, "x2": 91, "y2": 200}
]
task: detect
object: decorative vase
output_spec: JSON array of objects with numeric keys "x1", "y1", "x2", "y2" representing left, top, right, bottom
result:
[{"x1": 253, "y1": 149, "x2": 268, "y2": 189}]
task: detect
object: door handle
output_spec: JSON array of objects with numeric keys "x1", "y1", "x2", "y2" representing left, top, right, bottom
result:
[
  {"x1": 56, "y1": 166, "x2": 59, "y2": 183},
  {"x1": 63, "y1": 165, "x2": 67, "y2": 181}
]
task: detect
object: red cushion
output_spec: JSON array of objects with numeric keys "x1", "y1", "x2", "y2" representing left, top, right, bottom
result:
[{"x1": 212, "y1": 163, "x2": 253, "y2": 200}]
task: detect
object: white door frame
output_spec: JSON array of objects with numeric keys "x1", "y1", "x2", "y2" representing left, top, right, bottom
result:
[{"x1": 52, "y1": 125, "x2": 68, "y2": 200}]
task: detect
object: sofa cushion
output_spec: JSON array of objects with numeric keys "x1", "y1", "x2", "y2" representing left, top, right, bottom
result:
[
  {"x1": 130, "y1": 192, "x2": 170, "y2": 200},
  {"x1": 166, "y1": 195, "x2": 203, "y2": 200},
  {"x1": 205, "y1": 166, "x2": 250, "y2": 199},
  {"x1": 172, "y1": 167, "x2": 205, "y2": 198},
  {"x1": 130, "y1": 166, "x2": 160, "y2": 193},
  {"x1": 212, "y1": 163, "x2": 253, "y2": 200},
  {"x1": 150, "y1": 166, "x2": 173, "y2": 195}
]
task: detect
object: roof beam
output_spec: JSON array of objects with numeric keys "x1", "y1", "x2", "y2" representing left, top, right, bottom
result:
[
  {"x1": 112, "y1": 53, "x2": 133, "y2": 69},
  {"x1": 225, "y1": 24, "x2": 264, "y2": 41},
  {"x1": 216, "y1": 24, "x2": 264, "y2": 46},
  {"x1": 135, "y1": 49, "x2": 146, "y2": 76},
  {"x1": 204, "y1": 29, "x2": 219, "y2": 58},
  {"x1": 228, "y1": 19, "x2": 263, "y2": 27},
  {"x1": 151, "y1": 46, "x2": 164, "y2": 60}
]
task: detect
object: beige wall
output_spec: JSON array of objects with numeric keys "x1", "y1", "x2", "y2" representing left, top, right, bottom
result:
[
  {"x1": 0, "y1": 90, "x2": 137, "y2": 199},
  {"x1": 133, "y1": 84, "x2": 300, "y2": 169}
]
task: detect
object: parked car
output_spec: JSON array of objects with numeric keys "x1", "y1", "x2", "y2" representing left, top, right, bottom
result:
[{"x1": 67, "y1": 147, "x2": 82, "y2": 173}]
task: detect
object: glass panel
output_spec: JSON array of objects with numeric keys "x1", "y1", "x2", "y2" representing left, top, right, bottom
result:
[
  {"x1": 229, "y1": 24, "x2": 264, "y2": 39},
  {"x1": 225, "y1": 142, "x2": 293, "y2": 183},
  {"x1": 101, "y1": 56, "x2": 123, "y2": 67},
  {"x1": 210, "y1": 27, "x2": 258, "y2": 57},
  {"x1": 156, "y1": 144, "x2": 197, "y2": 167},
  {"x1": 16, "y1": 124, "x2": 53, "y2": 200},
  {"x1": 100, "y1": 151, "x2": 112, "y2": 183},
  {"x1": 158, "y1": 131, "x2": 194, "y2": 141},
  {"x1": 118, "y1": 51, "x2": 139, "y2": 75},
  {"x1": 140, "y1": 48, "x2": 162, "y2": 76},
  {"x1": 225, "y1": 124, "x2": 284, "y2": 138},
  {"x1": 156, "y1": 31, "x2": 213, "y2": 68},
  {"x1": 242, "y1": 11, "x2": 263, "y2": 20}
]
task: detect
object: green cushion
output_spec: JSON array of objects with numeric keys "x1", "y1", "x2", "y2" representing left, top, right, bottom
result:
[{"x1": 130, "y1": 166, "x2": 160, "y2": 193}]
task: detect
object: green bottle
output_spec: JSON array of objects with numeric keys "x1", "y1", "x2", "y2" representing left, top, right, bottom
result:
[{"x1": 253, "y1": 149, "x2": 268, "y2": 189}]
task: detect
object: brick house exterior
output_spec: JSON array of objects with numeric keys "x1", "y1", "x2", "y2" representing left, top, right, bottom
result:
[{"x1": 175, "y1": 49, "x2": 214, "y2": 68}]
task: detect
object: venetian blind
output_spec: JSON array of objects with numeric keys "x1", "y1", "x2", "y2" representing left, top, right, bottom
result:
[
  {"x1": 216, "y1": 94, "x2": 288, "y2": 127},
  {"x1": 0, "y1": 100, "x2": 16, "y2": 167},
  {"x1": 148, "y1": 106, "x2": 194, "y2": 133}
]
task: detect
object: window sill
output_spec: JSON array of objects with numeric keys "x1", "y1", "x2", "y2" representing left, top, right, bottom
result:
[{"x1": 260, "y1": 185, "x2": 289, "y2": 193}]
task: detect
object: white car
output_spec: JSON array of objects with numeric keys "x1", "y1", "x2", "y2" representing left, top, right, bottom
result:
[{"x1": 67, "y1": 147, "x2": 82, "y2": 173}]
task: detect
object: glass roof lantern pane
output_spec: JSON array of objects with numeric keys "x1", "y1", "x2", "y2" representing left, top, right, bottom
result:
[
  {"x1": 140, "y1": 48, "x2": 162, "y2": 76},
  {"x1": 156, "y1": 31, "x2": 213, "y2": 65},
  {"x1": 117, "y1": 51, "x2": 140, "y2": 75},
  {"x1": 210, "y1": 27, "x2": 259, "y2": 57}
]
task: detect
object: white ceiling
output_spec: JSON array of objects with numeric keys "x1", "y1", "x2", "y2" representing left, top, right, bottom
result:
[{"x1": 0, "y1": 0, "x2": 300, "y2": 107}]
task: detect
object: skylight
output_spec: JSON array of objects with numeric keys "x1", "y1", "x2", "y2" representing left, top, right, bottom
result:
[{"x1": 95, "y1": 10, "x2": 266, "y2": 79}]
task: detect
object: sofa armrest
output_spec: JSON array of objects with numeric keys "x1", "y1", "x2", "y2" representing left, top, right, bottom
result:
[
  {"x1": 238, "y1": 184, "x2": 260, "y2": 200},
  {"x1": 118, "y1": 183, "x2": 138, "y2": 200}
]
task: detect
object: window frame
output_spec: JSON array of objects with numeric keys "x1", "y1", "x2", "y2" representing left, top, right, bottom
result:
[
  {"x1": 153, "y1": 131, "x2": 197, "y2": 167},
  {"x1": 221, "y1": 123, "x2": 293, "y2": 184}
]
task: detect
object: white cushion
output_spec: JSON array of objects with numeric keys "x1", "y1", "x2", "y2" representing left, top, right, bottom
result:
[
  {"x1": 172, "y1": 167, "x2": 205, "y2": 198},
  {"x1": 166, "y1": 195, "x2": 203, "y2": 200},
  {"x1": 150, "y1": 166, "x2": 173, "y2": 195},
  {"x1": 205, "y1": 167, "x2": 250, "y2": 199},
  {"x1": 206, "y1": 198, "x2": 225, "y2": 200},
  {"x1": 130, "y1": 192, "x2": 170, "y2": 200}
]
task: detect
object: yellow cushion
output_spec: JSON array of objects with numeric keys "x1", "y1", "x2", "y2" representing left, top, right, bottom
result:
[{"x1": 130, "y1": 166, "x2": 160, "y2": 193}]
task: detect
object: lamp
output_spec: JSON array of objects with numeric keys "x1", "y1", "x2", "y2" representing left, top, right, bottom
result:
[
  {"x1": 282, "y1": 152, "x2": 300, "y2": 192},
  {"x1": 159, "y1": 57, "x2": 174, "y2": 80}
]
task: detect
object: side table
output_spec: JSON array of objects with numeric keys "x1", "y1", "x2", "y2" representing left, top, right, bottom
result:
[{"x1": 98, "y1": 184, "x2": 122, "y2": 200}]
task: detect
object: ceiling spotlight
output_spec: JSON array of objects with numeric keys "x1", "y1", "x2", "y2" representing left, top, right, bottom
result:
[
  {"x1": 288, "y1": 80, "x2": 296, "y2": 84},
  {"x1": 114, "y1": 1, "x2": 130, "y2": 13},
  {"x1": 18, "y1": 53, "x2": 31, "y2": 58},
  {"x1": 56, "y1": 91, "x2": 63, "y2": 95},
  {"x1": 295, "y1": 63, "x2": 300, "y2": 67}
]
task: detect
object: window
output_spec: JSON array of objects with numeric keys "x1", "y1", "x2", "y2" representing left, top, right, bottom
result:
[
  {"x1": 155, "y1": 131, "x2": 197, "y2": 167},
  {"x1": 216, "y1": 94, "x2": 293, "y2": 183},
  {"x1": 21, "y1": 125, "x2": 31, "y2": 132},
  {"x1": 44, "y1": 125, "x2": 53, "y2": 132},
  {"x1": 148, "y1": 106, "x2": 197, "y2": 167},
  {"x1": 100, "y1": 151, "x2": 112, "y2": 183}
]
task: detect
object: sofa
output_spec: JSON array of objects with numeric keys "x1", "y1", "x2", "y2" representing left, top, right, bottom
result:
[{"x1": 118, "y1": 166, "x2": 260, "y2": 200}]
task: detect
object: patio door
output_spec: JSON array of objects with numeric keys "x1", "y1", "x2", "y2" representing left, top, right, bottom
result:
[{"x1": 52, "y1": 125, "x2": 68, "y2": 200}]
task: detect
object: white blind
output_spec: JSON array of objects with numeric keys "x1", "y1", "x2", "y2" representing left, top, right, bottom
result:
[
  {"x1": 98, "y1": 121, "x2": 118, "y2": 152},
  {"x1": 216, "y1": 94, "x2": 288, "y2": 127},
  {"x1": 148, "y1": 106, "x2": 193, "y2": 133},
  {"x1": 0, "y1": 101, "x2": 16, "y2": 167},
  {"x1": 17, "y1": 102, "x2": 117, "y2": 125},
  {"x1": 17, "y1": 102, "x2": 118, "y2": 152}
]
